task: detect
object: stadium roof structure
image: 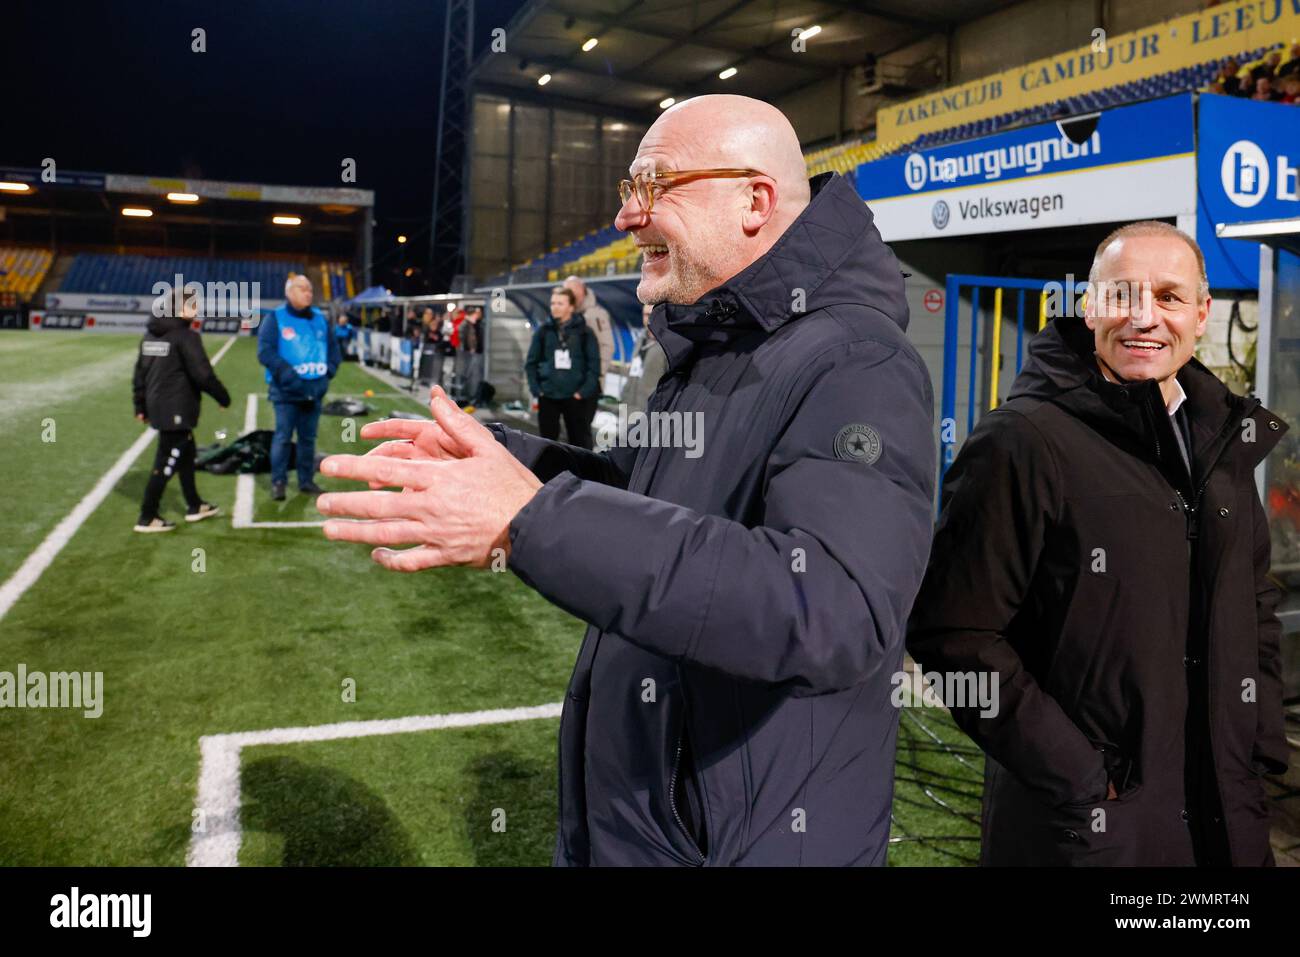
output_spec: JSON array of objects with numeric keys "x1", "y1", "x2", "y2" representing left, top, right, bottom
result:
[
  {"x1": 470, "y1": 0, "x2": 1019, "y2": 118},
  {"x1": 0, "y1": 165, "x2": 371, "y2": 270},
  {"x1": 0, "y1": 166, "x2": 373, "y2": 208}
]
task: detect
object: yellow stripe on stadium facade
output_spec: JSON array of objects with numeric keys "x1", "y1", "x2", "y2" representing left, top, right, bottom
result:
[{"x1": 877, "y1": 0, "x2": 1300, "y2": 140}]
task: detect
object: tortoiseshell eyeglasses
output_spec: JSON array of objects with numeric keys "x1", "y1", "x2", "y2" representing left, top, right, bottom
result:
[{"x1": 617, "y1": 168, "x2": 766, "y2": 214}]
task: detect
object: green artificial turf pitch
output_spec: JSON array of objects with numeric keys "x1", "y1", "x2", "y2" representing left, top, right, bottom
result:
[{"x1": 0, "y1": 329, "x2": 979, "y2": 865}]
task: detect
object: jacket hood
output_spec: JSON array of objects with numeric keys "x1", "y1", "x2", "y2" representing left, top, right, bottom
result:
[
  {"x1": 649, "y1": 172, "x2": 908, "y2": 371},
  {"x1": 1009, "y1": 316, "x2": 1281, "y2": 469},
  {"x1": 1012, "y1": 314, "x2": 1213, "y2": 412},
  {"x1": 147, "y1": 312, "x2": 190, "y2": 337},
  {"x1": 1007, "y1": 313, "x2": 1115, "y2": 405},
  {"x1": 546, "y1": 313, "x2": 589, "y2": 334}
]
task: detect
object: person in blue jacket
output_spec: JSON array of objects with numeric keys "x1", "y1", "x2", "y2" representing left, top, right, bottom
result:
[
  {"x1": 257, "y1": 274, "x2": 341, "y2": 499},
  {"x1": 317, "y1": 95, "x2": 935, "y2": 866},
  {"x1": 333, "y1": 310, "x2": 358, "y2": 360}
]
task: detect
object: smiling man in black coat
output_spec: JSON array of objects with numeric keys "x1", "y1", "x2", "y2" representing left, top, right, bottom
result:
[{"x1": 908, "y1": 221, "x2": 1289, "y2": 866}]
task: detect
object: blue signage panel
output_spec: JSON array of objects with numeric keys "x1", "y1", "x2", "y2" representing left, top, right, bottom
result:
[
  {"x1": 858, "y1": 94, "x2": 1195, "y2": 202},
  {"x1": 1197, "y1": 93, "x2": 1300, "y2": 291}
]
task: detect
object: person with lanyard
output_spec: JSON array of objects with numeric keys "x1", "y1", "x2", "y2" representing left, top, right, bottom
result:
[{"x1": 523, "y1": 286, "x2": 600, "y2": 449}]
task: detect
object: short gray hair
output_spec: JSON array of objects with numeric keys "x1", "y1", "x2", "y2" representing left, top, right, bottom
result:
[
  {"x1": 284, "y1": 274, "x2": 312, "y2": 298},
  {"x1": 1088, "y1": 220, "x2": 1209, "y2": 301},
  {"x1": 563, "y1": 275, "x2": 587, "y2": 300}
]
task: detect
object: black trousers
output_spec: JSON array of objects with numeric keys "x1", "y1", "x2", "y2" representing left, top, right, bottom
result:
[
  {"x1": 140, "y1": 429, "x2": 201, "y2": 521},
  {"x1": 538, "y1": 396, "x2": 592, "y2": 449}
]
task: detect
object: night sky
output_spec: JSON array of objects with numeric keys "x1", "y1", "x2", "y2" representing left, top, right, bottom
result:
[{"x1": 2, "y1": 0, "x2": 526, "y2": 286}]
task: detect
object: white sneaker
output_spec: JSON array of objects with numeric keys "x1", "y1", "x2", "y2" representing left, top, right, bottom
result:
[
  {"x1": 134, "y1": 517, "x2": 177, "y2": 533},
  {"x1": 185, "y1": 502, "x2": 221, "y2": 523}
]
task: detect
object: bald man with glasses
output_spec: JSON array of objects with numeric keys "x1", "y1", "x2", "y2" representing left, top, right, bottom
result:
[{"x1": 317, "y1": 95, "x2": 935, "y2": 866}]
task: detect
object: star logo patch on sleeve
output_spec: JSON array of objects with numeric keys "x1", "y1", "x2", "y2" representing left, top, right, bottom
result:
[{"x1": 834, "y1": 423, "x2": 883, "y2": 465}]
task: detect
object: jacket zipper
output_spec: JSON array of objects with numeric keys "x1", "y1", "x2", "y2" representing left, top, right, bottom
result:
[
  {"x1": 668, "y1": 737, "x2": 706, "y2": 864},
  {"x1": 1143, "y1": 403, "x2": 1196, "y2": 544},
  {"x1": 1176, "y1": 469, "x2": 1217, "y2": 543},
  {"x1": 1175, "y1": 488, "x2": 1197, "y2": 542}
]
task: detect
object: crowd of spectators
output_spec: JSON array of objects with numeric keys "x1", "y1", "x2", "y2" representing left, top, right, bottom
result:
[
  {"x1": 1208, "y1": 43, "x2": 1300, "y2": 104},
  {"x1": 326, "y1": 278, "x2": 666, "y2": 429},
  {"x1": 325, "y1": 301, "x2": 490, "y2": 407}
]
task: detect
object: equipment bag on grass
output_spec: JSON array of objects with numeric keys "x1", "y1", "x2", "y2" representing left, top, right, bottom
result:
[{"x1": 197, "y1": 429, "x2": 295, "y2": 474}]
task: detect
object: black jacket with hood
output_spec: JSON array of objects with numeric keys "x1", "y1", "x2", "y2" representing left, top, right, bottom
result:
[
  {"x1": 132, "y1": 313, "x2": 230, "y2": 431},
  {"x1": 489, "y1": 172, "x2": 936, "y2": 865},
  {"x1": 907, "y1": 315, "x2": 1288, "y2": 866}
]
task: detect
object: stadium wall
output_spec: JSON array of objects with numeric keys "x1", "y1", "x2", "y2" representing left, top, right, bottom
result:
[
  {"x1": 782, "y1": 0, "x2": 1200, "y2": 146},
  {"x1": 468, "y1": 92, "x2": 648, "y2": 282},
  {"x1": 950, "y1": 0, "x2": 1200, "y2": 84}
]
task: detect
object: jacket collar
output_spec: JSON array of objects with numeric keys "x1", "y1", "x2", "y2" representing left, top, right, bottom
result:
[
  {"x1": 146, "y1": 312, "x2": 189, "y2": 337},
  {"x1": 547, "y1": 313, "x2": 588, "y2": 333},
  {"x1": 648, "y1": 171, "x2": 906, "y2": 372},
  {"x1": 1010, "y1": 316, "x2": 1286, "y2": 471}
]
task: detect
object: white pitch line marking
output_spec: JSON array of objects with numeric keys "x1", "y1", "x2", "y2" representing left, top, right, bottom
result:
[
  {"x1": 232, "y1": 365, "x2": 434, "y2": 531},
  {"x1": 898, "y1": 654, "x2": 951, "y2": 713},
  {"x1": 231, "y1": 394, "x2": 258, "y2": 528},
  {"x1": 186, "y1": 702, "x2": 564, "y2": 866},
  {"x1": 239, "y1": 520, "x2": 328, "y2": 528},
  {"x1": 231, "y1": 392, "x2": 325, "y2": 529},
  {"x1": 208, "y1": 332, "x2": 240, "y2": 366},
  {"x1": 0, "y1": 334, "x2": 239, "y2": 623}
]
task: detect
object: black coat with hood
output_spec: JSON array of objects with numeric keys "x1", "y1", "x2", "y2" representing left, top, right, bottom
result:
[
  {"x1": 489, "y1": 172, "x2": 936, "y2": 866},
  {"x1": 132, "y1": 313, "x2": 231, "y2": 431},
  {"x1": 907, "y1": 315, "x2": 1288, "y2": 866}
]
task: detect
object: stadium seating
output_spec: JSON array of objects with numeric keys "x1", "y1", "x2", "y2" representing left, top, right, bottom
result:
[
  {"x1": 318, "y1": 261, "x2": 356, "y2": 302},
  {"x1": 59, "y1": 254, "x2": 354, "y2": 301},
  {"x1": 551, "y1": 234, "x2": 641, "y2": 281},
  {"x1": 501, "y1": 224, "x2": 627, "y2": 283},
  {"x1": 804, "y1": 137, "x2": 902, "y2": 178},
  {"x1": 0, "y1": 246, "x2": 54, "y2": 299}
]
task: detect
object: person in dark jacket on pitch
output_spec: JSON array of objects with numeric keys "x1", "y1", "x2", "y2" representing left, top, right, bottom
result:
[
  {"x1": 258, "y1": 274, "x2": 341, "y2": 500},
  {"x1": 315, "y1": 94, "x2": 936, "y2": 866},
  {"x1": 908, "y1": 221, "x2": 1289, "y2": 866},
  {"x1": 524, "y1": 287, "x2": 600, "y2": 449},
  {"x1": 131, "y1": 289, "x2": 231, "y2": 532}
]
